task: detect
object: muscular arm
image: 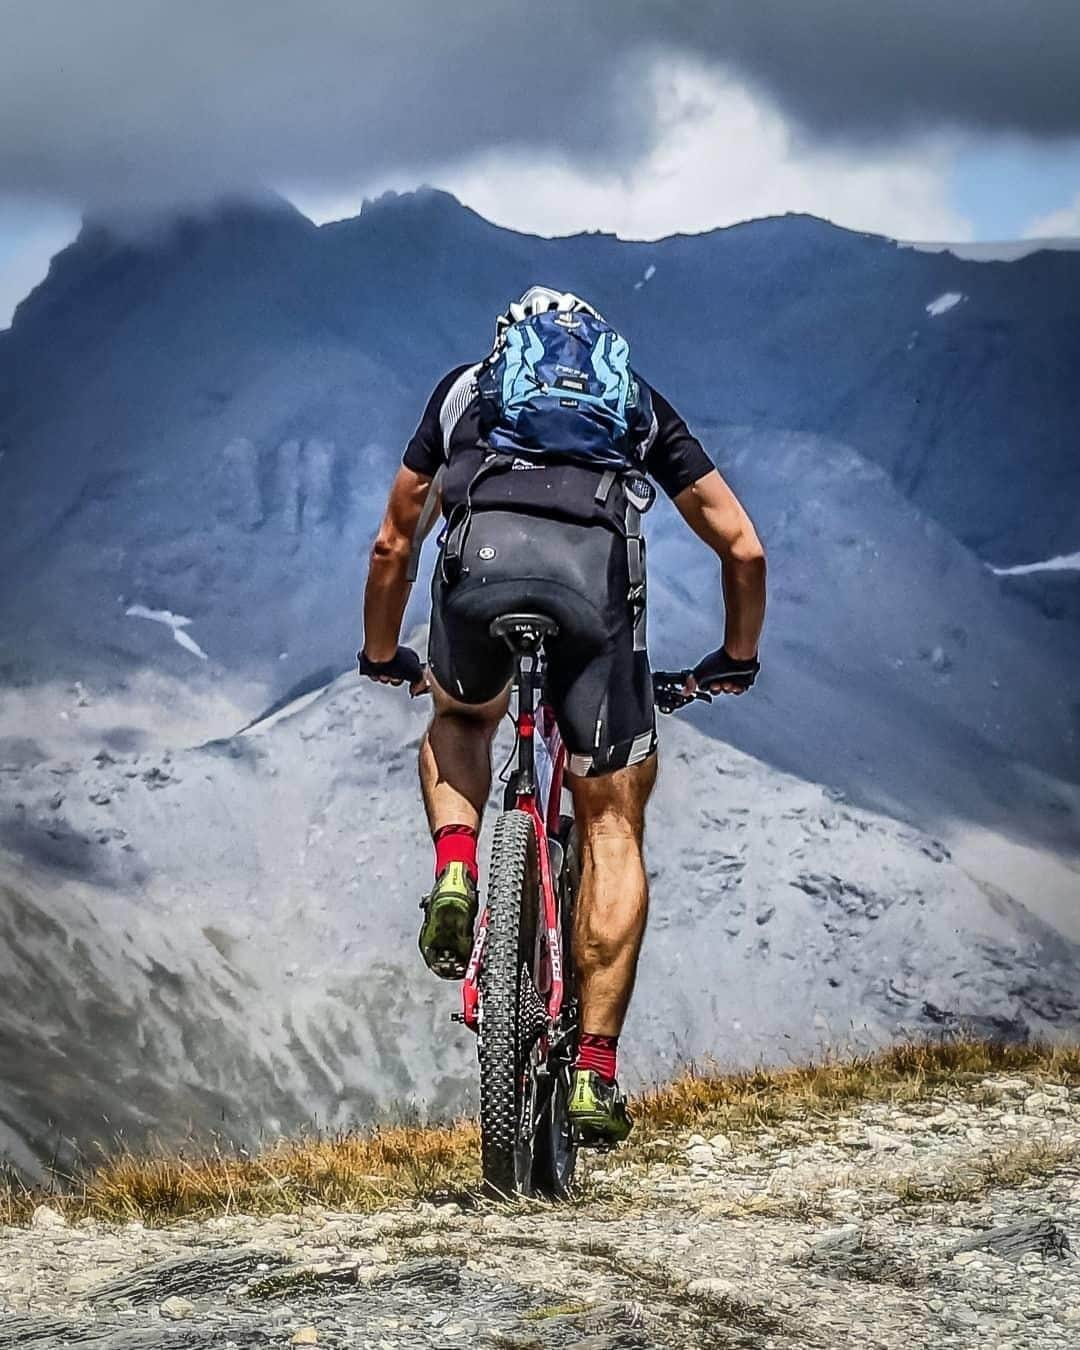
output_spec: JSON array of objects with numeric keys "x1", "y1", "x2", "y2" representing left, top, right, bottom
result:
[
  {"x1": 672, "y1": 469, "x2": 766, "y2": 663},
  {"x1": 361, "y1": 465, "x2": 435, "y2": 662}
]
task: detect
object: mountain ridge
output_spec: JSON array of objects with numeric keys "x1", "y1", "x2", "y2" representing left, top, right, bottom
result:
[
  {"x1": 0, "y1": 190, "x2": 1076, "y2": 849},
  {"x1": 1, "y1": 187, "x2": 1078, "y2": 1177}
]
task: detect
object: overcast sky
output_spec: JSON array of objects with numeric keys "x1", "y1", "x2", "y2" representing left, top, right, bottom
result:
[{"x1": 3, "y1": 1, "x2": 1080, "y2": 323}]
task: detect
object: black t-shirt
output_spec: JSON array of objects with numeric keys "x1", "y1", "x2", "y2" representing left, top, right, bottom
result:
[{"x1": 402, "y1": 363, "x2": 715, "y2": 500}]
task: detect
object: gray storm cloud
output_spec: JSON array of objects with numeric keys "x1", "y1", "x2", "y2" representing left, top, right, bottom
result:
[{"x1": 3, "y1": 0, "x2": 1079, "y2": 208}]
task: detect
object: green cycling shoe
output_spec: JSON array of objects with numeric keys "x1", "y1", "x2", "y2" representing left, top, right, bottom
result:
[
  {"x1": 419, "y1": 862, "x2": 478, "y2": 980},
  {"x1": 568, "y1": 1069, "x2": 633, "y2": 1146}
]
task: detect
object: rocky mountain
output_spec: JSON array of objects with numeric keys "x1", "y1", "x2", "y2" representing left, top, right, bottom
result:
[
  {"x1": 1, "y1": 675, "x2": 1078, "y2": 1175},
  {"x1": 0, "y1": 192, "x2": 1078, "y2": 1173},
  {"x1": 0, "y1": 191, "x2": 1076, "y2": 828}
]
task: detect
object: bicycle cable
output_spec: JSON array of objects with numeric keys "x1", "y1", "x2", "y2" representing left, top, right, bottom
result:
[{"x1": 495, "y1": 704, "x2": 521, "y2": 785}]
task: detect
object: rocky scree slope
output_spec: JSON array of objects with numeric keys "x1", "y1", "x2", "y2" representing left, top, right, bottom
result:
[{"x1": 1, "y1": 675, "x2": 1078, "y2": 1177}]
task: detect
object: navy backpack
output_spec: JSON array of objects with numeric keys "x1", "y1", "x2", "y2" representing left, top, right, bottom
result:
[{"x1": 476, "y1": 309, "x2": 652, "y2": 470}]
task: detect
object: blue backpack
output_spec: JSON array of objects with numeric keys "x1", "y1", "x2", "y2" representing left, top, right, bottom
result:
[{"x1": 477, "y1": 309, "x2": 651, "y2": 470}]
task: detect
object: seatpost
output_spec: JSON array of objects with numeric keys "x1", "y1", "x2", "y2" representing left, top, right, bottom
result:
[
  {"x1": 489, "y1": 615, "x2": 557, "y2": 810},
  {"x1": 509, "y1": 642, "x2": 539, "y2": 804}
]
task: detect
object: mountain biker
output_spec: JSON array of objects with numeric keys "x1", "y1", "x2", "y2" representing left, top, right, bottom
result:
[{"x1": 359, "y1": 286, "x2": 766, "y2": 1145}]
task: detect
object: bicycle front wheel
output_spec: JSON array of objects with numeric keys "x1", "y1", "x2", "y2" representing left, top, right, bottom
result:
[{"x1": 478, "y1": 809, "x2": 543, "y2": 1197}]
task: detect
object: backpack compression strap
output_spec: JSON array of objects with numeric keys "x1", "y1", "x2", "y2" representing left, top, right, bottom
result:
[
  {"x1": 595, "y1": 470, "x2": 647, "y2": 652},
  {"x1": 405, "y1": 465, "x2": 446, "y2": 584}
]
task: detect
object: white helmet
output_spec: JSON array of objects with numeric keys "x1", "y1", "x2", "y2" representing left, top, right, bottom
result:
[{"x1": 494, "y1": 285, "x2": 604, "y2": 346}]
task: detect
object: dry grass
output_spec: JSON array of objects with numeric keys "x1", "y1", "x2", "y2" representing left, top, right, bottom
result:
[
  {"x1": 698, "y1": 1135, "x2": 1080, "y2": 1226},
  {"x1": 627, "y1": 1038, "x2": 1080, "y2": 1147},
  {"x1": 3, "y1": 1039, "x2": 1076, "y2": 1228},
  {"x1": 889, "y1": 1138, "x2": 1080, "y2": 1207},
  {"x1": 0, "y1": 1120, "x2": 481, "y2": 1228}
]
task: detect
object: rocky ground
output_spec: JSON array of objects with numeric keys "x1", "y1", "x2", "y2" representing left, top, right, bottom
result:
[{"x1": 2, "y1": 1071, "x2": 1077, "y2": 1349}]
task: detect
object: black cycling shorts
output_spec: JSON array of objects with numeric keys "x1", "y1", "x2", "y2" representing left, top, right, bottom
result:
[{"x1": 428, "y1": 510, "x2": 656, "y2": 777}]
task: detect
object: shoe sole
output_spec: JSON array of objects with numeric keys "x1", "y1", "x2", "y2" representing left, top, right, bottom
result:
[{"x1": 568, "y1": 1111, "x2": 632, "y2": 1147}]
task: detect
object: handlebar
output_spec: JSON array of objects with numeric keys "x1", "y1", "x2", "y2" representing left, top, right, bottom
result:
[{"x1": 365, "y1": 664, "x2": 715, "y2": 714}]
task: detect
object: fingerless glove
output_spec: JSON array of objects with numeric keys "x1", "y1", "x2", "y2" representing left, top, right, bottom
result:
[
  {"x1": 357, "y1": 646, "x2": 423, "y2": 685},
  {"x1": 692, "y1": 647, "x2": 760, "y2": 691}
]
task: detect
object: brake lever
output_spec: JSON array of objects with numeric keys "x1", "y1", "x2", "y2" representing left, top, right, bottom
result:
[{"x1": 652, "y1": 671, "x2": 713, "y2": 716}]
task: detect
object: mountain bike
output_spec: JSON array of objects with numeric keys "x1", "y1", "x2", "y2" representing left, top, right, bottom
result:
[{"x1": 453, "y1": 611, "x2": 710, "y2": 1198}]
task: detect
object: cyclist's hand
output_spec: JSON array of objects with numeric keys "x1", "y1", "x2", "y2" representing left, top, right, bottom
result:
[
  {"x1": 686, "y1": 646, "x2": 760, "y2": 697},
  {"x1": 357, "y1": 645, "x2": 427, "y2": 696}
]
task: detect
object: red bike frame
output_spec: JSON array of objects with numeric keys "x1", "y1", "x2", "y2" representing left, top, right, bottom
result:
[{"x1": 460, "y1": 701, "x2": 567, "y2": 1032}]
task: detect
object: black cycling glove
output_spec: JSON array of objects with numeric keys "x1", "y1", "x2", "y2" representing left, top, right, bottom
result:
[
  {"x1": 692, "y1": 646, "x2": 760, "y2": 692},
  {"x1": 357, "y1": 645, "x2": 424, "y2": 687}
]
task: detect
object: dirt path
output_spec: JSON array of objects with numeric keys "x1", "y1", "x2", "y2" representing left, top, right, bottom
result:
[{"x1": 1, "y1": 1071, "x2": 1077, "y2": 1348}]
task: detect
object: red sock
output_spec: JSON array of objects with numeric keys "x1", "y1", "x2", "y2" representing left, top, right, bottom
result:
[
  {"x1": 575, "y1": 1032, "x2": 618, "y2": 1084},
  {"x1": 434, "y1": 824, "x2": 478, "y2": 881}
]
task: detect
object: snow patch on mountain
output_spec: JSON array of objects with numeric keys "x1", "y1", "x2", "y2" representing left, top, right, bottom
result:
[
  {"x1": 991, "y1": 552, "x2": 1080, "y2": 576},
  {"x1": 925, "y1": 291, "x2": 964, "y2": 316},
  {"x1": 125, "y1": 605, "x2": 209, "y2": 660}
]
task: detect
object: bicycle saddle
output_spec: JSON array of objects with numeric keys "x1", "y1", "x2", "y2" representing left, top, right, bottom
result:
[{"x1": 489, "y1": 613, "x2": 560, "y2": 650}]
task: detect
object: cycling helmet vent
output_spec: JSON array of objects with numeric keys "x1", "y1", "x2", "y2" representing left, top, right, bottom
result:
[{"x1": 494, "y1": 285, "x2": 604, "y2": 347}]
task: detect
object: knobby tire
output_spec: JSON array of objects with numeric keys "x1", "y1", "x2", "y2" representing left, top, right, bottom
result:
[
  {"x1": 531, "y1": 822, "x2": 579, "y2": 1200},
  {"x1": 479, "y1": 809, "x2": 539, "y2": 1197}
]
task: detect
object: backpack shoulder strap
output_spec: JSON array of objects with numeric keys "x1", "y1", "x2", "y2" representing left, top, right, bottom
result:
[
  {"x1": 405, "y1": 464, "x2": 446, "y2": 583},
  {"x1": 404, "y1": 363, "x2": 482, "y2": 583}
]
